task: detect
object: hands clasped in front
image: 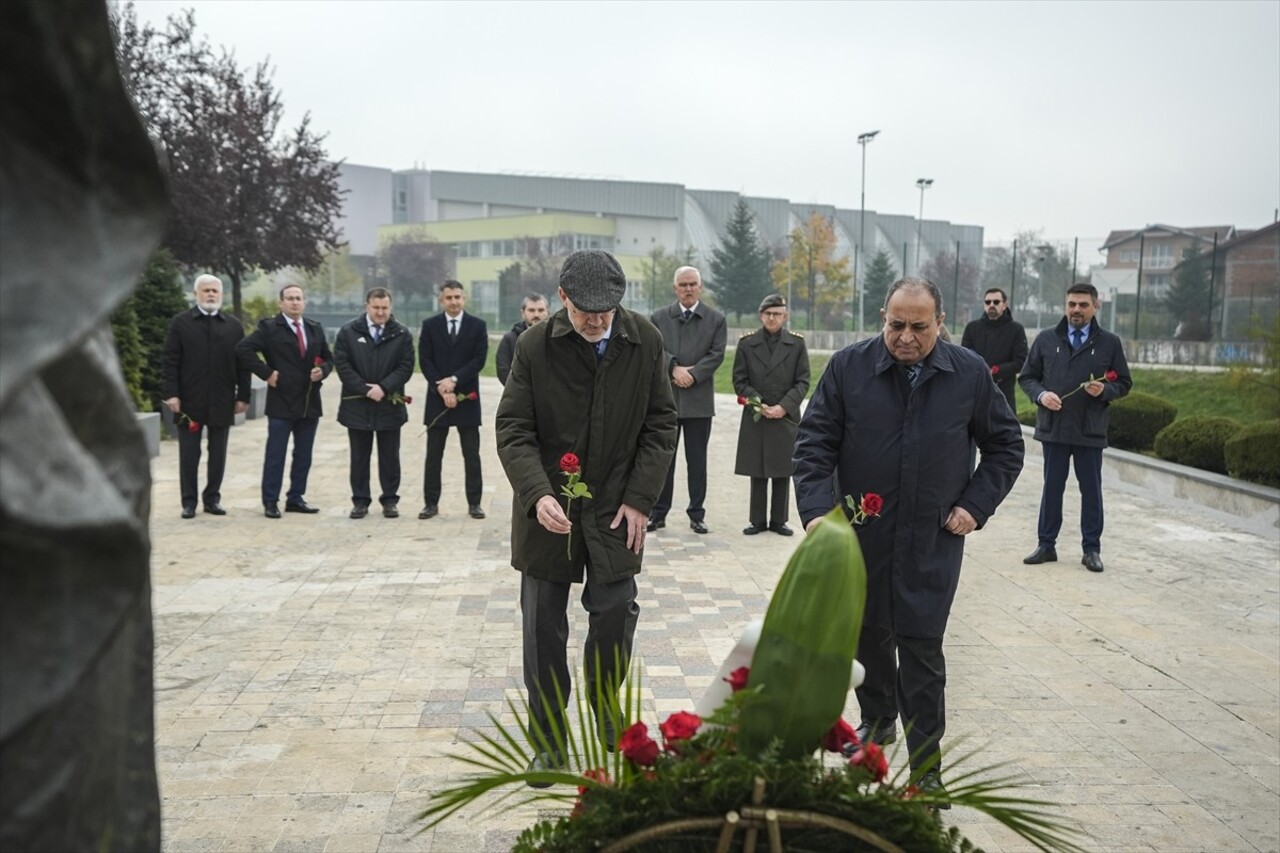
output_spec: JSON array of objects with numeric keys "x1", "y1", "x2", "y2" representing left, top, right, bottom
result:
[{"x1": 535, "y1": 495, "x2": 648, "y2": 554}]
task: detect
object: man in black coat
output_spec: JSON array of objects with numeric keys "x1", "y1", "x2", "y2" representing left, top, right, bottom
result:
[
  {"x1": 162, "y1": 274, "x2": 251, "y2": 518},
  {"x1": 1018, "y1": 283, "x2": 1132, "y2": 573},
  {"x1": 237, "y1": 284, "x2": 333, "y2": 518},
  {"x1": 960, "y1": 287, "x2": 1028, "y2": 412},
  {"x1": 419, "y1": 280, "x2": 489, "y2": 520},
  {"x1": 334, "y1": 287, "x2": 416, "y2": 519},
  {"x1": 794, "y1": 277, "x2": 1024, "y2": 792},
  {"x1": 496, "y1": 293, "x2": 548, "y2": 386}
]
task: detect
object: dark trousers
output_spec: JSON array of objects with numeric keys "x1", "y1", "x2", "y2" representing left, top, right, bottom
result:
[
  {"x1": 1037, "y1": 441, "x2": 1104, "y2": 552},
  {"x1": 177, "y1": 424, "x2": 230, "y2": 510},
  {"x1": 262, "y1": 416, "x2": 319, "y2": 505},
  {"x1": 749, "y1": 477, "x2": 790, "y2": 526},
  {"x1": 423, "y1": 424, "x2": 482, "y2": 506},
  {"x1": 520, "y1": 570, "x2": 639, "y2": 751},
  {"x1": 348, "y1": 428, "x2": 402, "y2": 507},
  {"x1": 653, "y1": 417, "x2": 711, "y2": 522},
  {"x1": 856, "y1": 622, "x2": 946, "y2": 771}
]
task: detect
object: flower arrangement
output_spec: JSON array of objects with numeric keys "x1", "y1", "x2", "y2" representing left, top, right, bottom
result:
[
  {"x1": 844, "y1": 492, "x2": 884, "y2": 526},
  {"x1": 558, "y1": 452, "x2": 593, "y2": 558},
  {"x1": 425, "y1": 391, "x2": 479, "y2": 429},
  {"x1": 1059, "y1": 369, "x2": 1119, "y2": 400},
  {"x1": 737, "y1": 394, "x2": 796, "y2": 425},
  {"x1": 420, "y1": 510, "x2": 1085, "y2": 853}
]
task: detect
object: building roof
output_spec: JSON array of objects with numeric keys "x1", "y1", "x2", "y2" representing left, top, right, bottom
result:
[
  {"x1": 1100, "y1": 223, "x2": 1235, "y2": 250},
  {"x1": 1172, "y1": 221, "x2": 1280, "y2": 269}
]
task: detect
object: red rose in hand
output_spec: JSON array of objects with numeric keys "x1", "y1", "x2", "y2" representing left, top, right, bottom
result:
[
  {"x1": 820, "y1": 717, "x2": 859, "y2": 753},
  {"x1": 659, "y1": 711, "x2": 701, "y2": 748},
  {"x1": 849, "y1": 742, "x2": 888, "y2": 782},
  {"x1": 861, "y1": 493, "x2": 884, "y2": 517},
  {"x1": 724, "y1": 666, "x2": 749, "y2": 693},
  {"x1": 404, "y1": 395, "x2": 413, "y2": 404},
  {"x1": 313, "y1": 356, "x2": 324, "y2": 366},
  {"x1": 618, "y1": 722, "x2": 659, "y2": 767},
  {"x1": 736, "y1": 395, "x2": 748, "y2": 406},
  {"x1": 1105, "y1": 370, "x2": 1118, "y2": 382},
  {"x1": 466, "y1": 391, "x2": 478, "y2": 400},
  {"x1": 560, "y1": 452, "x2": 581, "y2": 474},
  {"x1": 990, "y1": 364, "x2": 999, "y2": 375}
]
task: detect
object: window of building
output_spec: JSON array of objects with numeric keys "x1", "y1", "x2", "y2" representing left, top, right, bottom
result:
[
  {"x1": 1148, "y1": 243, "x2": 1174, "y2": 269},
  {"x1": 1118, "y1": 249, "x2": 1139, "y2": 263}
]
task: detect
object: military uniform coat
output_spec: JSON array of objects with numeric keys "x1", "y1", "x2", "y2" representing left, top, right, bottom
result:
[
  {"x1": 732, "y1": 327, "x2": 810, "y2": 478},
  {"x1": 649, "y1": 301, "x2": 727, "y2": 419},
  {"x1": 237, "y1": 313, "x2": 333, "y2": 419},
  {"x1": 496, "y1": 308, "x2": 678, "y2": 584},
  {"x1": 162, "y1": 307, "x2": 251, "y2": 426},
  {"x1": 793, "y1": 338, "x2": 1025, "y2": 638},
  {"x1": 419, "y1": 311, "x2": 488, "y2": 429},
  {"x1": 333, "y1": 315, "x2": 415, "y2": 431}
]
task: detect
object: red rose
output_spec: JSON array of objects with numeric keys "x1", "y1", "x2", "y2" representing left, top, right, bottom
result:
[
  {"x1": 577, "y1": 767, "x2": 612, "y2": 795},
  {"x1": 1105, "y1": 370, "x2": 1118, "y2": 382},
  {"x1": 737, "y1": 395, "x2": 748, "y2": 406},
  {"x1": 187, "y1": 420, "x2": 200, "y2": 433},
  {"x1": 467, "y1": 391, "x2": 478, "y2": 400},
  {"x1": 820, "y1": 718, "x2": 859, "y2": 753},
  {"x1": 560, "y1": 452, "x2": 580, "y2": 474},
  {"x1": 618, "y1": 722, "x2": 659, "y2": 767},
  {"x1": 861, "y1": 493, "x2": 883, "y2": 516},
  {"x1": 724, "y1": 666, "x2": 750, "y2": 693},
  {"x1": 990, "y1": 364, "x2": 999, "y2": 375},
  {"x1": 849, "y1": 742, "x2": 888, "y2": 782},
  {"x1": 404, "y1": 395, "x2": 413, "y2": 404},
  {"x1": 313, "y1": 356, "x2": 324, "y2": 366},
  {"x1": 659, "y1": 711, "x2": 701, "y2": 747}
]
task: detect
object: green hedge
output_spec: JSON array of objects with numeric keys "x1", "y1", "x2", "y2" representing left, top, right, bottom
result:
[
  {"x1": 1153, "y1": 416, "x2": 1245, "y2": 475},
  {"x1": 1107, "y1": 392, "x2": 1177, "y2": 452},
  {"x1": 1224, "y1": 420, "x2": 1280, "y2": 488}
]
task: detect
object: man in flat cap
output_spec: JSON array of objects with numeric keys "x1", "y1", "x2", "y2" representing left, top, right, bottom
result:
[
  {"x1": 496, "y1": 250, "x2": 678, "y2": 781},
  {"x1": 732, "y1": 294, "x2": 809, "y2": 536}
]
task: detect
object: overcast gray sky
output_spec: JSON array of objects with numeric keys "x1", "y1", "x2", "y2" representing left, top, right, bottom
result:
[{"x1": 132, "y1": 0, "x2": 1279, "y2": 241}]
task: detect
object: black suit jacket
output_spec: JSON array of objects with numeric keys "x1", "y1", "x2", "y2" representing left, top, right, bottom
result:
[
  {"x1": 163, "y1": 308, "x2": 251, "y2": 426},
  {"x1": 237, "y1": 314, "x2": 333, "y2": 419},
  {"x1": 419, "y1": 311, "x2": 488, "y2": 428}
]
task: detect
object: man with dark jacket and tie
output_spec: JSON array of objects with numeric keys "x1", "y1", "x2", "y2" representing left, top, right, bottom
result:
[
  {"x1": 419, "y1": 280, "x2": 489, "y2": 520},
  {"x1": 163, "y1": 274, "x2": 251, "y2": 518},
  {"x1": 647, "y1": 266, "x2": 727, "y2": 534},
  {"x1": 237, "y1": 283, "x2": 333, "y2": 518},
  {"x1": 334, "y1": 287, "x2": 415, "y2": 519}
]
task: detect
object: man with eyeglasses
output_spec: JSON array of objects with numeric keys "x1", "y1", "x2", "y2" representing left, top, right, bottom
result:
[
  {"x1": 732, "y1": 293, "x2": 809, "y2": 536},
  {"x1": 648, "y1": 266, "x2": 727, "y2": 534},
  {"x1": 960, "y1": 288, "x2": 1027, "y2": 413},
  {"x1": 496, "y1": 250, "x2": 677, "y2": 781}
]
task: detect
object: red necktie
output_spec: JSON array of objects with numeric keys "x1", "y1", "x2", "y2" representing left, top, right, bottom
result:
[{"x1": 293, "y1": 320, "x2": 306, "y2": 358}]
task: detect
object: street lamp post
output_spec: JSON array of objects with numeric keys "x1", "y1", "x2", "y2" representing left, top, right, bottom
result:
[
  {"x1": 857, "y1": 130, "x2": 879, "y2": 336},
  {"x1": 914, "y1": 178, "x2": 933, "y2": 272}
]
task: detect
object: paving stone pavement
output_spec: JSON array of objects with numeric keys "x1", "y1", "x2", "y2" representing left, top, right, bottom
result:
[{"x1": 151, "y1": 377, "x2": 1279, "y2": 853}]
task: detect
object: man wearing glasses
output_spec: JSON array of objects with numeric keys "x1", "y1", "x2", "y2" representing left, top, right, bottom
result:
[{"x1": 961, "y1": 288, "x2": 1028, "y2": 413}]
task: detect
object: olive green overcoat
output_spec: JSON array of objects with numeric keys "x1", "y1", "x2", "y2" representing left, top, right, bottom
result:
[{"x1": 733, "y1": 327, "x2": 810, "y2": 478}]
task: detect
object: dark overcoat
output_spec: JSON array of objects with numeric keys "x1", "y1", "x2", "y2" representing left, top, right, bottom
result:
[
  {"x1": 732, "y1": 327, "x2": 810, "y2": 478},
  {"x1": 1018, "y1": 317, "x2": 1132, "y2": 448},
  {"x1": 419, "y1": 311, "x2": 488, "y2": 428},
  {"x1": 793, "y1": 338, "x2": 1024, "y2": 637},
  {"x1": 333, "y1": 315, "x2": 415, "y2": 431},
  {"x1": 650, "y1": 301, "x2": 727, "y2": 419},
  {"x1": 496, "y1": 308, "x2": 678, "y2": 584},
  {"x1": 496, "y1": 319, "x2": 529, "y2": 386},
  {"x1": 237, "y1": 313, "x2": 333, "y2": 419},
  {"x1": 960, "y1": 310, "x2": 1028, "y2": 412},
  {"x1": 162, "y1": 307, "x2": 251, "y2": 426}
]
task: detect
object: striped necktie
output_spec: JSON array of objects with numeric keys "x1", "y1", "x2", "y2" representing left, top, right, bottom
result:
[{"x1": 905, "y1": 363, "x2": 921, "y2": 388}]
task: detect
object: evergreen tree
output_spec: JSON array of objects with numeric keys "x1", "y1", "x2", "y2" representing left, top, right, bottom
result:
[
  {"x1": 109, "y1": 300, "x2": 147, "y2": 411},
  {"x1": 709, "y1": 198, "x2": 772, "y2": 318},
  {"x1": 1165, "y1": 246, "x2": 1213, "y2": 340},
  {"x1": 113, "y1": 248, "x2": 189, "y2": 411},
  {"x1": 863, "y1": 248, "x2": 898, "y2": 314}
]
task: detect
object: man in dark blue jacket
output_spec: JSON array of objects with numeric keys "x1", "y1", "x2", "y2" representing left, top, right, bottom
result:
[
  {"x1": 794, "y1": 277, "x2": 1024, "y2": 795},
  {"x1": 1018, "y1": 283, "x2": 1132, "y2": 573}
]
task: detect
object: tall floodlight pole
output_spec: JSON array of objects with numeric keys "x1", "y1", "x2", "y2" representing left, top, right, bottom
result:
[
  {"x1": 914, "y1": 178, "x2": 934, "y2": 272},
  {"x1": 857, "y1": 130, "x2": 880, "y2": 335}
]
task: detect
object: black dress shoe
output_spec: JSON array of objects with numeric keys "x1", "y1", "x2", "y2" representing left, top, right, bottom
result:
[
  {"x1": 382, "y1": 503, "x2": 399, "y2": 519},
  {"x1": 418, "y1": 504, "x2": 438, "y2": 520},
  {"x1": 468, "y1": 505, "x2": 486, "y2": 519},
  {"x1": 181, "y1": 506, "x2": 196, "y2": 519},
  {"x1": 285, "y1": 500, "x2": 319, "y2": 514},
  {"x1": 1022, "y1": 546, "x2": 1058, "y2": 565},
  {"x1": 645, "y1": 518, "x2": 665, "y2": 532},
  {"x1": 769, "y1": 522, "x2": 794, "y2": 537},
  {"x1": 855, "y1": 718, "x2": 898, "y2": 746},
  {"x1": 264, "y1": 503, "x2": 281, "y2": 519},
  {"x1": 525, "y1": 752, "x2": 564, "y2": 789},
  {"x1": 203, "y1": 503, "x2": 226, "y2": 516},
  {"x1": 690, "y1": 520, "x2": 708, "y2": 534},
  {"x1": 918, "y1": 771, "x2": 952, "y2": 810},
  {"x1": 1082, "y1": 551, "x2": 1104, "y2": 572},
  {"x1": 350, "y1": 505, "x2": 369, "y2": 519},
  {"x1": 742, "y1": 522, "x2": 766, "y2": 535}
]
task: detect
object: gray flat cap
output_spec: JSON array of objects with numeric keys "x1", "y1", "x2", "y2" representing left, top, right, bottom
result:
[
  {"x1": 758, "y1": 292, "x2": 787, "y2": 312},
  {"x1": 559, "y1": 250, "x2": 626, "y2": 313}
]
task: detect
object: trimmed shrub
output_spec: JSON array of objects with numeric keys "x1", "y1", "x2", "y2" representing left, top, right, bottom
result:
[
  {"x1": 1153, "y1": 416, "x2": 1245, "y2": 474},
  {"x1": 1224, "y1": 420, "x2": 1280, "y2": 488},
  {"x1": 1108, "y1": 392, "x2": 1177, "y2": 452}
]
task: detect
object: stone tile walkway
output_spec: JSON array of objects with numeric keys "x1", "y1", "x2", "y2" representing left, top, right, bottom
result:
[{"x1": 151, "y1": 378, "x2": 1279, "y2": 852}]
